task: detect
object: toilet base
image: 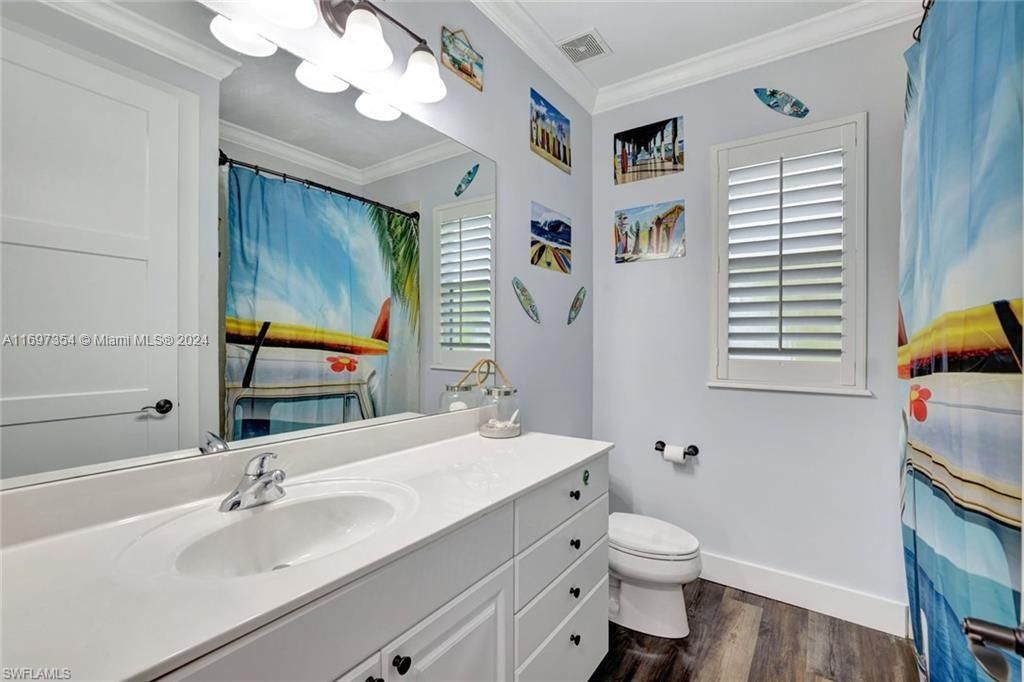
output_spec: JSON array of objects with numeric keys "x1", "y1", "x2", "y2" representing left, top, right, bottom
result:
[{"x1": 609, "y1": 574, "x2": 690, "y2": 639}]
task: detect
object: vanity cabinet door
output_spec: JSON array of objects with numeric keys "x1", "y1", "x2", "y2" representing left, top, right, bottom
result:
[
  {"x1": 336, "y1": 653, "x2": 382, "y2": 682},
  {"x1": 382, "y1": 561, "x2": 513, "y2": 682}
]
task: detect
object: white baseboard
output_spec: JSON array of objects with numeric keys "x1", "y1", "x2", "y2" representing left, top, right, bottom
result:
[{"x1": 700, "y1": 551, "x2": 909, "y2": 637}]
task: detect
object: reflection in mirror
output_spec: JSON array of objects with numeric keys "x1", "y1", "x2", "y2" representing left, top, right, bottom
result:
[{"x1": 0, "y1": 0, "x2": 496, "y2": 485}]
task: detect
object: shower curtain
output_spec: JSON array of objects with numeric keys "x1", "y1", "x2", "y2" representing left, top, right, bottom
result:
[
  {"x1": 223, "y1": 165, "x2": 420, "y2": 440},
  {"x1": 899, "y1": 1, "x2": 1023, "y2": 679}
]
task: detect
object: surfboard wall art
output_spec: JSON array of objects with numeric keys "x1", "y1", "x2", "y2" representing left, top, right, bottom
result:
[
  {"x1": 454, "y1": 163, "x2": 479, "y2": 197},
  {"x1": 567, "y1": 287, "x2": 586, "y2": 325},
  {"x1": 753, "y1": 88, "x2": 810, "y2": 118},
  {"x1": 512, "y1": 276, "x2": 541, "y2": 323}
]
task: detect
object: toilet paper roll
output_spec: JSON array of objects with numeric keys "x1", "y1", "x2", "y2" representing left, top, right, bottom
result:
[{"x1": 661, "y1": 444, "x2": 688, "y2": 464}]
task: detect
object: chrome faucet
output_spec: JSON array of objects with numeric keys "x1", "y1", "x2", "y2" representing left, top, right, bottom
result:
[
  {"x1": 219, "y1": 453, "x2": 286, "y2": 512},
  {"x1": 200, "y1": 431, "x2": 230, "y2": 455}
]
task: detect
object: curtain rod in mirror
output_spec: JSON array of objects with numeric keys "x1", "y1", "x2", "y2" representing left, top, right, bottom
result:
[{"x1": 219, "y1": 149, "x2": 421, "y2": 220}]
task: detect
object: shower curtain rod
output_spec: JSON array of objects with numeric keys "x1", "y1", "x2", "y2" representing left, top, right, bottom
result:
[{"x1": 219, "y1": 150, "x2": 420, "y2": 221}]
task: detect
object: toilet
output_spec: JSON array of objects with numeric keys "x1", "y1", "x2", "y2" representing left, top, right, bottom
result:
[{"x1": 608, "y1": 512, "x2": 702, "y2": 639}]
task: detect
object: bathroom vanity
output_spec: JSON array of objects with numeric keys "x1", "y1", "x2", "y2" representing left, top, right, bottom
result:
[{"x1": 0, "y1": 418, "x2": 612, "y2": 681}]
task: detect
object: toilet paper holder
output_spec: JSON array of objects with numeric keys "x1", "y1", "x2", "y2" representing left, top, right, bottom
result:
[{"x1": 654, "y1": 441, "x2": 699, "y2": 459}]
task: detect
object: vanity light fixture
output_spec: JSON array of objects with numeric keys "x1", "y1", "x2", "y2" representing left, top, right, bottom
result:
[
  {"x1": 354, "y1": 91, "x2": 401, "y2": 121},
  {"x1": 398, "y1": 43, "x2": 447, "y2": 104},
  {"x1": 253, "y1": 0, "x2": 319, "y2": 30},
  {"x1": 209, "y1": 15, "x2": 277, "y2": 57},
  {"x1": 295, "y1": 60, "x2": 350, "y2": 93},
  {"x1": 336, "y1": 3, "x2": 393, "y2": 72}
]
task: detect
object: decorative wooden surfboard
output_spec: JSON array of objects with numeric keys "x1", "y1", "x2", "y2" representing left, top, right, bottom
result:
[
  {"x1": 567, "y1": 287, "x2": 586, "y2": 325},
  {"x1": 454, "y1": 163, "x2": 480, "y2": 197},
  {"x1": 512, "y1": 276, "x2": 541, "y2": 323},
  {"x1": 753, "y1": 88, "x2": 810, "y2": 118}
]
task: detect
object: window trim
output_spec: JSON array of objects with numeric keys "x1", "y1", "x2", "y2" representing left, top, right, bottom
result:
[
  {"x1": 708, "y1": 113, "x2": 870, "y2": 396},
  {"x1": 432, "y1": 194, "x2": 496, "y2": 371}
]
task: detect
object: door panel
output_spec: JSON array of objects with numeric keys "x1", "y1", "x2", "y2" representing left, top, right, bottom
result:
[
  {"x1": 0, "y1": 28, "x2": 180, "y2": 477},
  {"x1": 382, "y1": 562, "x2": 513, "y2": 682}
]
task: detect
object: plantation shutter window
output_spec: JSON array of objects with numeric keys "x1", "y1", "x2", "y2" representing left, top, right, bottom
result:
[
  {"x1": 434, "y1": 197, "x2": 495, "y2": 369},
  {"x1": 710, "y1": 115, "x2": 867, "y2": 394}
]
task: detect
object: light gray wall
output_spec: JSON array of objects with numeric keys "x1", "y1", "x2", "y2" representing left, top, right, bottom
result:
[
  {"x1": 383, "y1": 2, "x2": 594, "y2": 438},
  {"x1": 590, "y1": 24, "x2": 913, "y2": 606},
  {"x1": 363, "y1": 152, "x2": 496, "y2": 412}
]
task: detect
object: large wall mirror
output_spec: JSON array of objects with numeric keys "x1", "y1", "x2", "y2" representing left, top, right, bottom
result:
[{"x1": 0, "y1": 0, "x2": 496, "y2": 486}]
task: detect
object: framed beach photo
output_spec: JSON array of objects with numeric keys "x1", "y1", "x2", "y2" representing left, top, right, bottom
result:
[
  {"x1": 613, "y1": 116, "x2": 684, "y2": 185},
  {"x1": 530, "y1": 201, "x2": 572, "y2": 274},
  {"x1": 530, "y1": 89, "x2": 572, "y2": 174},
  {"x1": 441, "y1": 27, "x2": 483, "y2": 91},
  {"x1": 614, "y1": 200, "x2": 686, "y2": 263}
]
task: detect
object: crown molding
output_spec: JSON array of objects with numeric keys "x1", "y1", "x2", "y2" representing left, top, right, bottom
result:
[
  {"x1": 593, "y1": 1, "x2": 918, "y2": 113},
  {"x1": 219, "y1": 121, "x2": 364, "y2": 186},
  {"x1": 220, "y1": 121, "x2": 470, "y2": 186},
  {"x1": 471, "y1": 0, "x2": 597, "y2": 111},
  {"x1": 361, "y1": 139, "x2": 469, "y2": 185},
  {"x1": 475, "y1": 0, "x2": 916, "y2": 115},
  {"x1": 38, "y1": 0, "x2": 240, "y2": 80}
]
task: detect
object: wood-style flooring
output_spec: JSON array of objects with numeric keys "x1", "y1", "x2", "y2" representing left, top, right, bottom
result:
[{"x1": 589, "y1": 579, "x2": 919, "y2": 682}]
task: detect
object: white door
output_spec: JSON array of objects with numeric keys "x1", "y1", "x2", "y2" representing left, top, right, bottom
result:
[
  {"x1": 0, "y1": 28, "x2": 180, "y2": 478},
  {"x1": 382, "y1": 563, "x2": 513, "y2": 682}
]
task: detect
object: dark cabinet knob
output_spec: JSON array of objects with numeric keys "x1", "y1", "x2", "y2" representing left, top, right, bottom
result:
[
  {"x1": 569, "y1": 489, "x2": 581, "y2": 500},
  {"x1": 141, "y1": 399, "x2": 173, "y2": 415},
  {"x1": 570, "y1": 538, "x2": 581, "y2": 550},
  {"x1": 570, "y1": 634, "x2": 582, "y2": 646},
  {"x1": 365, "y1": 677, "x2": 383, "y2": 682},
  {"x1": 569, "y1": 586, "x2": 581, "y2": 599},
  {"x1": 392, "y1": 655, "x2": 412, "y2": 675}
]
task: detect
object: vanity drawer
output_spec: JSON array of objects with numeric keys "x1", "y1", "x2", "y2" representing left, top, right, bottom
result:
[
  {"x1": 515, "y1": 576, "x2": 609, "y2": 682},
  {"x1": 515, "y1": 536, "x2": 608, "y2": 666},
  {"x1": 515, "y1": 455, "x2": 608, "y2": 552},
  {"x1": 515, "y1": 494, "x2": 608, "y2": 610}
]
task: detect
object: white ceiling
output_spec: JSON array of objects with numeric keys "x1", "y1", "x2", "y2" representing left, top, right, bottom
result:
[
  {"x1": 121, "y1": 1, "x2": 454, "y2": 170},
  {"x1": 518, "y1": 1, "x2": 855, "y2": 88}
]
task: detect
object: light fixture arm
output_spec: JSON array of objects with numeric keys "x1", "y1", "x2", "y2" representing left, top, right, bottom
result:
[{"x1": 319, "y1": 0, "x2": 428, "y2": 48}]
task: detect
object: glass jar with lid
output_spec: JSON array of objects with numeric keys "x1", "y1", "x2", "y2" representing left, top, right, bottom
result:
[
  {"x1": 439, "y1": 383, "x2": 481, "y2": 412},
  {"x1": 478, "y1": 386, "x2": 520, "y2": 438}
]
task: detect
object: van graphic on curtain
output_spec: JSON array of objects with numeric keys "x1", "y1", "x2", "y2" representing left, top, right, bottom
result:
[
  {"x1": 899, "y1": 1, "x2": 1022, "y2": 679},
  {"x1": 224, "y1": 165, "x2": 420, "y2": 441}
]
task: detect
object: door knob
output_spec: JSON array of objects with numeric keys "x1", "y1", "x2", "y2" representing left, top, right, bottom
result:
[
  {"x1": 392, "y1": 655, "x2": 412, "y2": 676},
  {"x1": 141, "y1": 399, "x2": 173, "y2": 415}
]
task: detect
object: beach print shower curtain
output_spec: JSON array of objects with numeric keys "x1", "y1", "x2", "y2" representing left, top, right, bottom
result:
[
  {"x1": 223, "y1": 165, "x2": 420, "y2": 440},
  {"x1": 899, "y1": 1, "x2": 1023, "y2": 679}
]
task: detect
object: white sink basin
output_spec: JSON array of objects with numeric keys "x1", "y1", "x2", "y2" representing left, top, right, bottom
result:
[{"x1": 119, "y1": 479, "x2": 418, "y2": 579}]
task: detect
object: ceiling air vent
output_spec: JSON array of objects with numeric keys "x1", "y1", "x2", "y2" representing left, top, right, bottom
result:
[{"x1": 558, "y1": 29, "x2": 611, "y2": 65}]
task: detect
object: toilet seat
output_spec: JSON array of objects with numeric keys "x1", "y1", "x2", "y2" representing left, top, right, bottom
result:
[{"x1": 609, "y1": 512, "x2": 699, "y2": 560}]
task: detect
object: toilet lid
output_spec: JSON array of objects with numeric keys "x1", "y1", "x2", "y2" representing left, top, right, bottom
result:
[{"x1": 608, "y1": 513, "x2": 699, "y2": 558}]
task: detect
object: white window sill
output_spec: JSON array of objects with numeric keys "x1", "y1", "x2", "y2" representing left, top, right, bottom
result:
[{"x1": 706, "y1": 380, "x2": 873, "y2": 398}]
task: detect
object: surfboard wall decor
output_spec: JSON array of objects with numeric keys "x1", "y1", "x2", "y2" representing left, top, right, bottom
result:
[
  {"x1": 753, "y1": 88, "x2": 810, "y2": 118},
  {"x1": 454, "y1": 163, "x2": 479, "y2": 197},
  {"x1": 567, "y1": 287, "x2": 586, "y2": 325},
  {"x1": 512, "y1": 276, "x2": 541, "y2": 323}
]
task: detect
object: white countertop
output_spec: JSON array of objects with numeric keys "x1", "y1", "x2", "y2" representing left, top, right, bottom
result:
[{"x1": 1, "y1": 431, "x2": 612, "y2": 681}]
